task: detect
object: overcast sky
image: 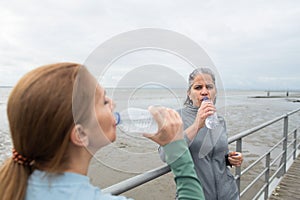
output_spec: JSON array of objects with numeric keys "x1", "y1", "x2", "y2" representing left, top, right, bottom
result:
[{"x1": 0, "y1": 0, "x2": 299, "y2": 90}]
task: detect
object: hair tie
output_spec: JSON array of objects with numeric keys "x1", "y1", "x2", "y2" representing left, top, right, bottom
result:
[{"x1": 12, "y1": 148, "x2": 35, "y2": 166}]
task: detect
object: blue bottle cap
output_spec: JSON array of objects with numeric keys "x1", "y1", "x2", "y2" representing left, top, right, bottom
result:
[
  {"x1": 114, "y1": 112, "x2": 121, "y2": 125},
  {"x1": 203, "y1": 96, "x2": 209, "y2": 101}
]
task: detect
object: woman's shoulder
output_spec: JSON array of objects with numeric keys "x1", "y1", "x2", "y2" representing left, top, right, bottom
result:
[
  {"x1": 26, "y1": 170, "x2": 130, "y2": 200},
  {"x1": 176, "y1": 105, "x2": 198, "y2": 116}
]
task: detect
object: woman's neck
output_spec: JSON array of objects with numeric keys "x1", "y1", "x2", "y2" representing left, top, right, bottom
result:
[{"x1": 65, "y1": 145, "x2": 92, "y2": 175}]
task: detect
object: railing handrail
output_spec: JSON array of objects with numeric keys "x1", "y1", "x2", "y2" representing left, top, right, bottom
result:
[
  {"x1": 103, "y1": 165, "x2": 170, "y2": 195},
  {"x1": 103, "y1": 107, "x2": 300, "y2": 197},
  {"x1": 239, "y1": 126, "x2": 299, "y2": 197}
]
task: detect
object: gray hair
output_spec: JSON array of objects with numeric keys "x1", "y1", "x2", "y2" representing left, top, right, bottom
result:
[{"x1": 184, "y1": 68, "x2": 216, "y2": 105}]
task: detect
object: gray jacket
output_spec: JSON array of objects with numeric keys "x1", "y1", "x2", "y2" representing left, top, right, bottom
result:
[{"x1": 159, "y1": 105, "x2": 239, "y2": 200}]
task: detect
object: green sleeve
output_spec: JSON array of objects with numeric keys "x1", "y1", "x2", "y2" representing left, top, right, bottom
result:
[{"x1": 163, "y1": 140, "x2": 205, "y2": 200}]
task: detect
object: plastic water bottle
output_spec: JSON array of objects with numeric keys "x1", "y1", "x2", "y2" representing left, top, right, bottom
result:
[
  {"x1": 203, "y1": 97, "x2": 219, "y2": 129},
  {"x1": 114, "y1": 108, "x2": 158, "y2": 134}
]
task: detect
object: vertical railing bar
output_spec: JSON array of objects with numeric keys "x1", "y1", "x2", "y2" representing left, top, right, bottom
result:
[
  {"x1": 294, "y1": 129, "x2": 297, "y2": 160},
  {"x1": 236, "y1": 138, "x2": 242, "y2": 194},
  {"x1": 264, "y1": 153, "x2": 270, "y2": 200},
  {"x1": 283, "y1": 115, "x2": 288, "y2": 174}
]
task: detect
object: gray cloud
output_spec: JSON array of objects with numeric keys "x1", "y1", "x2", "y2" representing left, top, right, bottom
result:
[{"x1": 0, "y1": 0, "x2": 299, "y2": 90}]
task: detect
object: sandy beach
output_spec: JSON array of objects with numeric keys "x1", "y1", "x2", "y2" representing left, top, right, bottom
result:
[{"x1": 88, "y1": 155, "x2": 177, "y2": 199}]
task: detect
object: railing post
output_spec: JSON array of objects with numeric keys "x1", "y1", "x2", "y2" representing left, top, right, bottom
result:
[
  {"x1": 264, "y1": 153, "x2": 271, "y2": 199},
  {"x1": 294, "y1": 129, "x2": 297, "y2": 160},
  {"x1": 235, "y1": 138, "x2": 242, "y2": 193},
  {"x1": 283, "y1": 115, "x2": 288, "y2": 174}
]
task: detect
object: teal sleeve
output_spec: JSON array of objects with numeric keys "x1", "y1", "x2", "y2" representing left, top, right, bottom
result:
[{"x1": 163, "y1": 140, "x2": 205, "y2": 200}]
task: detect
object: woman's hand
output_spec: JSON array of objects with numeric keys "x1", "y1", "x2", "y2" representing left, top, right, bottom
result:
[
  {"x1": 228, "y1": 152, "x2": 243, "y2": 167},
  {"x1": 184, "y1": 100, "x2": 217, "y2": 141},
  {"x1": 143, "y1": 106, "x2": 184, "y2": 146},
  {"x1": 192, "y1": 100, "x2": 217, "y2": 131}
]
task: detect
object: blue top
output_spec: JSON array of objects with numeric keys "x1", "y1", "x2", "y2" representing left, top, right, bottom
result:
[
  {"x1": 25, "y1": 170, "x2": 131, "y2": 200},
  {"x1": 25, "y1": 140, "x2": 204, "y2": 200}
]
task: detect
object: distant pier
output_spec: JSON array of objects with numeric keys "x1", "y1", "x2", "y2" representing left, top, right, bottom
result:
[
  {"x1": 266, "y1": 91, "x2": 290, "y2": 97},
  {"x1": 251, "y1": 90, "x2": 300, "y2": 101}
]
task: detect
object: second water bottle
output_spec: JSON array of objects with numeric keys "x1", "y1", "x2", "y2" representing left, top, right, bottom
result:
[{"x1": 202, "y1": 97, "x2": 219, "y2": 129}]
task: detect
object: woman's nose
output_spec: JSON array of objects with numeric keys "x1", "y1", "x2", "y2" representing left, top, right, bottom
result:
[
  {"x1": 200, "y1": 86, "x2": 209, "y2": 95},
  {"x1": 109, "y1": 98, "x2": 115, "y2": 110}
]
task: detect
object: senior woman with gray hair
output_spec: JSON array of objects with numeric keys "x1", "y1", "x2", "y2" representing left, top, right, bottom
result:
[{"x1": 159, "y1": 68, "x2": 243, "y2": 200}]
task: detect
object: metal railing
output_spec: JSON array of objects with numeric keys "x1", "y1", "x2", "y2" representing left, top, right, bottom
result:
[
  {"x1": 103, "y1": 108, "x2": 300, "y2": 199},
  {"x1": 231, "y1": 108, "x2": 300, "y2": 199}
]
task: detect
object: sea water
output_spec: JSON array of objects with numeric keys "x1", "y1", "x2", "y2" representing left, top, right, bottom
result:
[{"x1": 0, "y1": 87, "x2": 300, "y2": 167}]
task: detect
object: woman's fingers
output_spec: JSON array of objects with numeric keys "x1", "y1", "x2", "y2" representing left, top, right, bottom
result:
[
  {"x1": 228, "y1": 152, "x2": 244, "y2": 166},
  {"x1": 145, "y1": 107, "x2": 183, "y2": 146},
  {"x1": 194, "y1": 102, "x2": 217, "y2": 129},
  {"x1": 148, "y1": 106, "x2": 165, "y2": 128}
]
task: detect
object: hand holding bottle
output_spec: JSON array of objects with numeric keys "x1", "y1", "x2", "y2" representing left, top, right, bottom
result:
[
  {"x1": 143, "y1": 106, "x2": 184, "y2": 146},
  {"x1": 202, "y1": 97, "x2": 219, "y2": 129},
  {"x1": 191, "y1": 97, "x2": 217, "y2": 131}
]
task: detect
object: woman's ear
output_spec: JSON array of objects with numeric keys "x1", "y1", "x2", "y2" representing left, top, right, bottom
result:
[
  {"x1": 70, "y1": 124, "x2": 89, "y2": 147},
  {"x1": 187, "y1": 90, "x2": 191, "y2": 98}
]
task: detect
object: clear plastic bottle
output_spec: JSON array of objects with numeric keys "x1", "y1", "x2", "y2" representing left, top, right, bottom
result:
[
  {"x1": 114, "y1": 108, "x2": 158, "y2": 134},
  {"x1": 202, "y1": 97, "x2": 219, "y2": 129}
]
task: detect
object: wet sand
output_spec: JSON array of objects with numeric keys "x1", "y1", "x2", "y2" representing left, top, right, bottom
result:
[{"x1": 88, "y1": 156, "x2": 176, "y2": 199}]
